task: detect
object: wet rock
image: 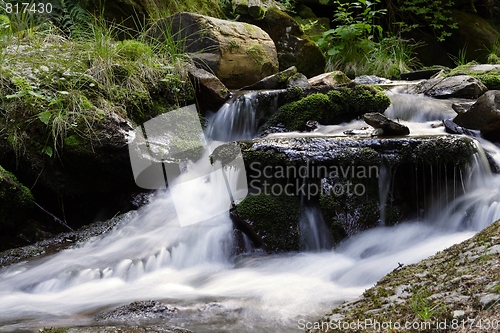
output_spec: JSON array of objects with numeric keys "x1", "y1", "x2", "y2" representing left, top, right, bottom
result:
[
  {"x1": 409, "y1": 75, "x2": 487, "y2": 99},
  {"x1": 354, "y1": 75, "x2": 392, "y2": 85},
  {"x1": 286, "y1": 73, "x2": 310, "y2": 89},
  {"x1": 453, "y1": 90, "x2": 500, "y2": 141},
  {"x1": 240, "y1": 66, "x2": 297, "y2": 90},
  {"x1": 308, "y1": 71, "x2": 351, "y2": 87},
  {"x1": 231, "y1": 193, "x2": 300, "y2": 252},
  {"x1": 452, "y1": 101, "x2": 474, "y2": 114},
  {"x1": 443, "y1": 119, "x2": 479, "y2": 137},
  {"x1": 241, "y1": 6, "x2": 325, "y2": 77},
  {"x1": 147, "y1": 12, "x2": 278, "y2": 88},
  {"x1": 42, "y1": 326, "x2": 193, "y2": 333},
  {"x1": 363, "y1": 113, "x2": 410, "y2": 136},
  {"x1": 98, "y1": 300, "x2": 178, "y2": 322},
  {"x1": 187, "y1": 65, "x2": 230, "y2": 112},
  {"x1": 216, "y1": 135, "x2": 478, "y2": 246}
]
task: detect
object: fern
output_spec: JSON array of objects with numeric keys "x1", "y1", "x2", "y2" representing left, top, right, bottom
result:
[{"x1": 51, "y1": 0, "x2": 91, "y2": 36}]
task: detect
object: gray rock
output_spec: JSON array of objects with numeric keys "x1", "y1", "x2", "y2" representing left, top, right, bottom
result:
[
  {"x1": 363, "y1": 113, "x2": 410, "y2": 136},
  {"x1": 187, "y1": 65, "x2": 230, "y2": 112},
  {"x1": 240, "y1": 66, "x2": 297, "y2": 90},
  {"x1": 308, "y1": 71, "x2": 351, "y2": 87},
  {"x1": 443, "y1": 119, "x2": 479, "y2": 137},
  {"x1": 478, "y1": 293, "x2": 500, "y2": 308},
  {"x1": 286, "y1": 72, "x2": 310, "y2": 89},
  {"x1": 354, "y1": 75, "x2": 392, "y2": 85},
  {"x1": 454, "y1": 90, "x2": 500, "y2": 141},
  {"x1": 452, "y1": 101, "x2": 474, "y2": 114},
  {"x1": 409, "y1": 75, "x2": 487, "y2": 99}
]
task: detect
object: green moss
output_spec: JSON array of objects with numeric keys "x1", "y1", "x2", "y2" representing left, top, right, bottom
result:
[
  {"x1": 272, "y1": 93, "x2": 331, "y2": 131},
  {"x1": 0, "y1": 165, "x2": 34, "y2": 230},
  {"x1": 39, "y1": 328, "x2": 69, "y2": 333},
  {"x1": 116, "y1": 40, "x2": 153, "y2": 61},
  {"x1": 266, "y1": 84, "x2": 391, "y2": 131},
  {"x1": 235, "y1": 193, "x2": 300, "y2": 251},
  {"x1": 446, "y1": 63, "x2": 500, "y2": 90}
]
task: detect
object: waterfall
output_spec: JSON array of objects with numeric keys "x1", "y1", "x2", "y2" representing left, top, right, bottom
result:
[
  {"x1": 2, "y1": 90, "x2": 500, "y2": 333},
  {"x1": 299, "y1": 207, "x2": 333, "y2": 251},
  {"x1": 206, "y1": 90, "x2": 281, "y2": 141}
]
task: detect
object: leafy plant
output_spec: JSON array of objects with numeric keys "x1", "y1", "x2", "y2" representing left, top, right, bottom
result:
[
  {"x1": 390, "y1": 0, "x2": 458, "y2": 42},
  {"x1": 449, "y1": 45, "x2": 468, "y2": 66},
  {"x1": 411, "y1": 286, "x2": 446, "y2": 321}
]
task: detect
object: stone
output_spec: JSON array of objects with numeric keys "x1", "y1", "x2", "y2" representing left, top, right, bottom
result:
[
  {"x1": 213, "y1": 135, "x2": 477, "y2": 246},
  {"x1": 354, "y1": 75, "x2": 392, "y2": 85},
  {"x1": 241, "y1": 6, "x2": 325, "y2": 77},
  {"x1": 309, "y1": 71, "x2": 351, "y2": 87},
  {"x1": 443, "y1": 119, "x2": 479, "y2": 137},
  {"x1": 232, "y1": 0, "x2": 266, "y2": 18},
  {"x1": 363, "y1": 113, "x2": 410, "y2": 136},
  {"x1": 409, "y1": 75, "x2": 488, "y2": 99},
  {"x1": 286, "y1": 73, "x2": 310, "y2": 89},
  {"x1": 187, "y1": 65, "x2": 230, "y2": 113},
  {"x1": 147, "y1": 12, "x2": 279, "y2": 88},
  {"x1": 239, "y1": 66, "x2": 297, "y2": 90},
  {"x1": 453, "y1": 90, "x2": 500, "y2": 141},
  {"x1": 452, "y1": 101, "x2": 474, "y2": 114}
]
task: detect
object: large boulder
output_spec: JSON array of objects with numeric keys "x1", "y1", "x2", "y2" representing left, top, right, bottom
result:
[
  {"x1": 147, "y1": 12, "x2": 279, "y2": 89},
  {"x1": 213, "y1": 135, "x2": 479, "y2": 250},
  {"x1": 453, "y1": 90, "x2": 500, "y2": 141},
  {"x1": 240, "y1": 6, "x2": 326, "y2": 77},
  {"x1": 409, "y1": 75, "x2": 487, "y2": 99}
]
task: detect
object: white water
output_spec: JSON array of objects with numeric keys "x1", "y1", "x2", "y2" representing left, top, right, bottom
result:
[{"x1": 2, "y1": 89, "x2": 500, "y2": 332}]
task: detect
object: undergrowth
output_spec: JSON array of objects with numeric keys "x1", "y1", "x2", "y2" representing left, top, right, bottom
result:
[{"x1": 0, "y1": 2, "x2": 194, "y2": 160}]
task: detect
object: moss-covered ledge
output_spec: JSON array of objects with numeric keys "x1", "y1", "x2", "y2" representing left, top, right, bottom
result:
[
  {"x1": 213, "y1": 136, "x2": 480, "y2": 249},
  {"x1": 261, "y1": 83, "x2": 391, "y2": 132}
]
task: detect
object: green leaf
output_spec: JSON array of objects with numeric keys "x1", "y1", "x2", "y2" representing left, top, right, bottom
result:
[
  {"x1": 28, "y1": 91, "x2": 45, "y2": 99},
  {"x1": 38, "y1": 111, "x2": 51, "y2": 125},
  {"x1": 42, "y1": 146, "x2": 53, "y2": 157},
  {"x1": 6, "y1": 91, "x2": 26, "y2": 99}
]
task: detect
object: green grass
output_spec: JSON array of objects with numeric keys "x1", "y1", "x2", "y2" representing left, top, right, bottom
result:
[
  {"x1": 0, "y1": 6, "x2": 194, "y2": 160},
  {"x1": 324, "y1": 36, "x2": 421, "y2": 79}
]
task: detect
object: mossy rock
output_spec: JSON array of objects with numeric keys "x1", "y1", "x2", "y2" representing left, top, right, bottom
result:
[
  {"x1": 446, "y1": 63, "x2": 500, "y2": 90},
  {"x1": 263, "y1": 83, "x2": 391, "y2": 131},
  {"x1": 241, "y1": 6, "x2": 326, "y2": 77},
  {"x1": 232, "y1": 193, "x2": 300, "y2": 252},
  {"x1": 0, "y1": 165, "x2": 33, "y2": 230}
]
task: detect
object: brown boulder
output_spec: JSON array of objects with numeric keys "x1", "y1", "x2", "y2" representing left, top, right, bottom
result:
[{"x1": 147, "y1": 12, "x2": 279, "y2": 89}]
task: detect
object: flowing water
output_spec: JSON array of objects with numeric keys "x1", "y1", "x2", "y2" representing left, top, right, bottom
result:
[{"x1": 2, "y1": 88, "x2": 500, "y2": 332}]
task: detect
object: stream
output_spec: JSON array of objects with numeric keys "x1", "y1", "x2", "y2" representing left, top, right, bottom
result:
[{"x1": 1, "y1": 88, "x2": 500, "y2": 332}]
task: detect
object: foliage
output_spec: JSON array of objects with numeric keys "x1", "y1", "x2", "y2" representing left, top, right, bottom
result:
[
  {"x1": 392, "y1": 0, "x2": 458, "y2": 42},
  {"x1": 317, "y1": 0, "x2": 421, "y2": 78},
  {"x1": 411, "y1": 286, "x2": 447, "y2": 321},
  {"x1": 318, "y1": 0, "x2": 386, "y2": 59},
  {"x1": 0, "y1": 4, "x2": 194, "y2": 160}
]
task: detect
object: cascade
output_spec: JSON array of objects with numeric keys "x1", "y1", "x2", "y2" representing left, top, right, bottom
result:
[{"x1": 1, "y1": 89, "x2": 500, "y2": 333}]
